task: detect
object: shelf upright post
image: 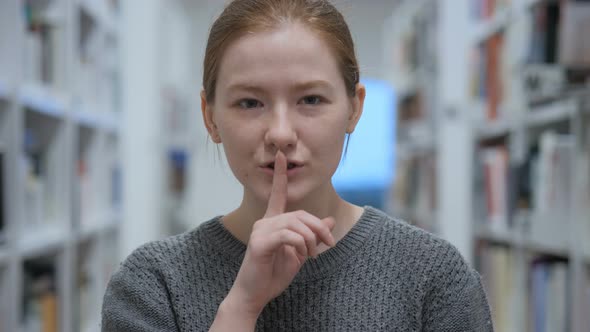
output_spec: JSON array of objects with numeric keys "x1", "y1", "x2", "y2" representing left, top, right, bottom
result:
[{"x1": 436, "y1": 0, "x2": 476, "y2": 263}]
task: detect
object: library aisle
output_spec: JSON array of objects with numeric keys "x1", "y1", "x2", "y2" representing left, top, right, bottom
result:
[
  {"x1": 0, "y1": 0, "x2": 122, "y2": 331},
  {"x1": 0, "y1": 0, "x2": 589, "y2": 332},
  {"x1": 386, "y1": 0, "x2": 590, "y2": 331}
]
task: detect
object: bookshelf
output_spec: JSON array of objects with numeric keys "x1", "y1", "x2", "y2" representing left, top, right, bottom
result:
[
  {"x1": 0, "y1": 0, "x2": 122, "y2": 331},
  {"x1": 387, "y1": 0, "x2": 590, "y2": 331},
  {"x1": 384, "y1": 0, "x2": 439, "y2": 233}
]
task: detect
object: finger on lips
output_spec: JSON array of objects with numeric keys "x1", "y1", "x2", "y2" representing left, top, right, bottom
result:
[
  {"x1": 262, "y1": 150, "x2": 335, "y2": 257},
  {"x1": 264, "y1": 150, "x2": 288, "y2": 218}
]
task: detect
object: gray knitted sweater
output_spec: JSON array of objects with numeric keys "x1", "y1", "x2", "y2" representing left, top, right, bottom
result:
[{"x1": 101, "y1": 206, "x2": 493, "y2": 331}]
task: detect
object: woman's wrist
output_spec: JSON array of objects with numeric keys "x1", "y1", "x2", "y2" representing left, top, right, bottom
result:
[{"x1": 214, "y1": 289, "x2": 263, "y2": 329}]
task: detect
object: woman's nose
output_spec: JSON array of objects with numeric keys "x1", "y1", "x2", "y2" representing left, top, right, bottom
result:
[{"x1": 264, "y1": 106, "x2": 297, "y2": 151}]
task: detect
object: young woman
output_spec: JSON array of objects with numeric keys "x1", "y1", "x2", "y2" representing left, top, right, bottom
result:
[{"x1": 101, "y1": 0, "x2": 493, "y2": 331}]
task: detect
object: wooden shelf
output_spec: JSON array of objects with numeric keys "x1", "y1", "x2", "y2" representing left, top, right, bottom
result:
[
  {"x1": 471, "y1": 0, "x2": 543, "y2": 43},
  {"x1": 396, "y1": 123, "x2": 436, "y2": 157},
  {"x1": 475, "y1": 224, "x2": 570, "y2": 259},
  {"x1": 526, "y1": 99, "x2": 578, "y2": 127},
  {"x1": 74, "y1": 110, "x2": 120, "y2": 134},
  {"x1": 17, "y1": 225, "x2": 69, "y2": 258},
  {"x1": 77, "y1": 211, "x2": 120, "y2": 242},
  {"x1": 475, "y1": 117, "x2": 514, "y2": 140},
  {"x1": 471, "y1": 7, "x2": 511, "y2": 43},
  {"x1": 19, "y1": 84, "x2": 68, "y2": 118}
]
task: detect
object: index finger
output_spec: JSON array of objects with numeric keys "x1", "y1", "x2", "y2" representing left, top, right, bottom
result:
[{"x1": 264, "y1": 150, "x2": 288, "y2": 217}]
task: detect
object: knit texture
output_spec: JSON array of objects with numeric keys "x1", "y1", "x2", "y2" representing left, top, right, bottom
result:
[{"x1": 101, "y1": 206, "x2": 493, "y2": 331}]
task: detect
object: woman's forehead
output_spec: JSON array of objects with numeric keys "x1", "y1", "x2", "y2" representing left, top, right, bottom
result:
[{"x1": 216, "y1": 23, "x2": 344, "y2": 91}]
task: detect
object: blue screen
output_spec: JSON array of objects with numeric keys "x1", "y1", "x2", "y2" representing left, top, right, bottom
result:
[{"x1": 332, "y1": 79, "x2": 396, "y2": 194}]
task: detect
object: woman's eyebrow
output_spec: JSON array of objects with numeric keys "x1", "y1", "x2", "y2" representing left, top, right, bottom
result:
[
  {"x1": 226, "y1": 83, "x2": 266, "y2": 94},
  {"x1": 226, "y1": 80, "x2": 333, "y2": 94},
  {"x1": 292, "y1": 80, "x2": 332, "y2": 91}
]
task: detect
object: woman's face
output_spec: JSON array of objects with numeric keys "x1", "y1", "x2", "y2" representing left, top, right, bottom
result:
[{"x1": 202, "y1": 23, "x2": 364, "y2": 206}]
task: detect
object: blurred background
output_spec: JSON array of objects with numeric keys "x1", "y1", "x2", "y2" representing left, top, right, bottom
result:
[{"x1": 0, "y1": 0, "x2": 589, "y2": 331}]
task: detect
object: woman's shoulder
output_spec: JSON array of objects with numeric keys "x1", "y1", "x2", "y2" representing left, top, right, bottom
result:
[
  {"x1": 368, "y1": 206, "x2": 456, "y2": 249},
  {"x1": 366, "y1": 206, "x2": 476, "y2": 278},
  {"x1": 115, "y1": 216, "x2": 224, "y2": 274}
]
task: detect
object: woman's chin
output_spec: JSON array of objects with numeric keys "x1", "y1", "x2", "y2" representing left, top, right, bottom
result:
[{"x1": 251, "y1": 187, "x2": 308, "y2": 209}]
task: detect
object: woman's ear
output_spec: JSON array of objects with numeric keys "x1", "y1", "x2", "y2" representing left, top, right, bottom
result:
[
  {"x1": 201, "y1": 90, "x2": 222, "y2": 143},
  {"x1": 346, "y1": 83, "x2": 366, "y2": 134}
]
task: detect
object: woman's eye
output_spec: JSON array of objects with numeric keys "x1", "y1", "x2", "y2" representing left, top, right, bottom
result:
[
  {"x1": 238, "y1": 99, "x2": 263, "y2": 109},
  {"x1": 300, "y1": 95, "x2": 322, "y2": 105}
]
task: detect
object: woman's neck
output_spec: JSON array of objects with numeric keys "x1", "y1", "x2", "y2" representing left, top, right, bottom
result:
[{"x1": 221, "y1": 185, "x2": 364, "y2": 246}]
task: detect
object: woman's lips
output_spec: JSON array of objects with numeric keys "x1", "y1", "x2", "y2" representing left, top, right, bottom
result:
[{"x1": 260, "y1": 165, "x2": 304, "y2": 177}]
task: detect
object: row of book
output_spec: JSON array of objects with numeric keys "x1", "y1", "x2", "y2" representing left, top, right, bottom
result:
[
  {"x1": 75, "y1": 240, "x2": 98, "y2": 331},
  {"x1": 161, "y1": 85, "x2": 193, "y2": 234},
  {"x1": 75, "y1": 156, "x2": 122, "y2": 228},
  {"x1": 22, "y1": 0, "x2": 66, "y2": 88},
  {"x1": 22, "y1": 125, "x2": 121, "y2": 231},
  {"x1": 22, "y1": 125, "x2": 61, "y2": 228},
  {"x1": 76, "y1": 6, "x2": 120, "y2": 113},
  {"x1": 396, "y1": 90, "x2": 437, "y2": 142},
  {"x1": 531, "y1": 0, "x2": 590, "y2": 67},
  {"x1": 21, "y1": 240, "x2": 114, "y2": 332},
  {"x1": 401, "y1": 3, "x2": 438, "y2": 75},
  {"x1": 390, "y1": 2, "x2": 439, "y2": 231},
  {"x1": 391, "y1": 154, "x2": 437, "y2": 232},
  {"x1": 476, "y1": 244, "x2": 570, "y2": 332},
  {"x1": 22, "y1": 257, "x2": 58, "y2": 332},
  {"x1": 469, "y1": 0, "x2": 590, "y2": 120},
  {"x1": 19, "y1": 0, "x2": 120, "y2": 113},
  {"x1": 474, "y1": 130, "x2": 575, "y2": 240}
]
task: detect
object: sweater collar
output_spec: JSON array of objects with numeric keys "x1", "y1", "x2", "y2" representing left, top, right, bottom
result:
[{"x1": 201, "y1": 206, "x2": 386, "y2": 283}]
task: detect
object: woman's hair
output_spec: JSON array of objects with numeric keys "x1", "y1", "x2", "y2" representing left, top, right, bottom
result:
[{"x1": 202, "y1": 0, "x2": 360, "y2": 103}]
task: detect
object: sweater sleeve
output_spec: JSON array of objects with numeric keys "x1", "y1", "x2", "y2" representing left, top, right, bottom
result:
[
  {"x1": 101, "y1": 246, "x2": 179, "y2": 332},
  {"x1": 421, "y1": 242, "x2": 494, "y2": 332}
]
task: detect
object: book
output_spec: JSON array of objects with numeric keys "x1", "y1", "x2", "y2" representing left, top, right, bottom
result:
[
  {"x1": 23, "y1": 151, "x2": 45, "y2": 227},
  {"x1": 528, "y1": 1, "x2": 561, "y2": 64},
  {"x1": 22, "y1": 258, "x2": 58, "y2": 332},
  {"x1": 487, "y1": 33, "x2": 504, "y2": 120},
  {"x1": 76, "y1": 242, "x2": 96, "y2": 330},
  {"x1": 476, "y1": 244, "x2": 520, "y2": 332},
  {"x1": 23, "y1": 128, "x2": 48, "y2": 227},
  {"x1": 530, "y1": 261, "x2": 548, "y2": 332},
  {"x1": 0, "y1": 148, "x2": 4, "y2": 243},
  {"x1": 391, "y1": 154, "x2": 437, "y2": 231},
  {"x1": 532, "y1": 131, "x2": 573, "y2": 216},
  {"x1": 559, "y1": 1, "x2": 590, "y2": 66},
  {"x1": 77, "y1": 158, "x2": 93, "y2": 227},
  {"x1": 110, "y1": 165, "x2": 121, "y2": 210},
  {"x1": 470, "y1": 31, "x2": 507, "y2": 121},
  {"x1": 583, "y1": 271, "x2": 590, "y2": 331},
  {"x1": 509, "y1": 131, "x2": 574, "y2": 247},
  {"x1": 22, "y1": 0, "x2": 64, "y2": 87},
  {"x1": 475, "y1": 145, "x2": 510, "y2": 231},
  {"x1": 529, "y1": 260, "x2": 569, "y2": 332}
]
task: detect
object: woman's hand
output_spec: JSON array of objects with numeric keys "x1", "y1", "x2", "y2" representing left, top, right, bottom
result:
[{"x1": 219, "y1": 151, "x2": 336, "y2": 323}]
